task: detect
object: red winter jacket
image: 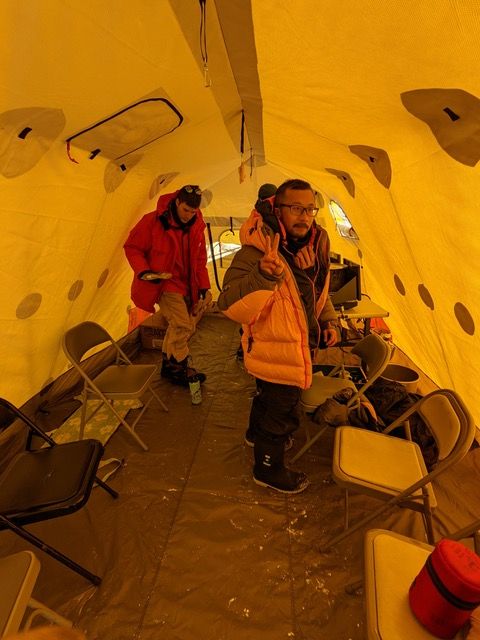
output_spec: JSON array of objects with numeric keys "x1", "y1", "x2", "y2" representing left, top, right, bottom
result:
[{"x1": 124, "y1": 191, "x2": 210, "y2": 313}]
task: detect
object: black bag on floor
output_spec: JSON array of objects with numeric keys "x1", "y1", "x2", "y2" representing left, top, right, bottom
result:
[{"x1": 365, "y1": 378, "x2": 439, "y2": 469}]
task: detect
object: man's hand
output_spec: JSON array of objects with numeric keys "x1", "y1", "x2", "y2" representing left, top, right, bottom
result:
[
  {"x1": 191, "y1": 300, "x2": 202, "y2": 316},
  {"x1": 322, "y1": 326, "x2": 338, "y2": 347},
  {"x1": 293, "y1": 245, "x2": 315, "y2": 270},
  {"x1": 259, "y1": 233, "x2": 284, "y2": 277},
  {"x1": 192, "y1": 290, "x2": 210, "y2": 316}
]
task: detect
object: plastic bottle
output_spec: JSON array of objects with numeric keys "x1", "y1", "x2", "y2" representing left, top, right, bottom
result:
[{"x1": 189, "y1": 375, "x2": 202, "y2": 405}]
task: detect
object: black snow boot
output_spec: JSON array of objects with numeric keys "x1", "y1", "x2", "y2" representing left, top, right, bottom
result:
[
  {"x1": 253, "y1": 438, "x2": 309, "y2": 494},
  {"x1": 161, "y1": 355, "x2": 206, "y2": 387},
  {"x1": 244, "y1": 428, "x2": 293, "y2": 451}
]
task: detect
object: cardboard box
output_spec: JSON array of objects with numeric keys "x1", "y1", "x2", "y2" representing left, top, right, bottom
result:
[{"x1": 139, "y1": 311, "x2": 168, "y2": 350}]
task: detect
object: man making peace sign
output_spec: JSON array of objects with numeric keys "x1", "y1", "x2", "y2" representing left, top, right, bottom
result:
[{"x1": 218, "y1": 179, "x2": 338, "y2": 493}]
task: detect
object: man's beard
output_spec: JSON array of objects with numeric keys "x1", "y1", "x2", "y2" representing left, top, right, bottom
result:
[{"x1": 291, "y1": 223, "x2": 309, "y2": 237}]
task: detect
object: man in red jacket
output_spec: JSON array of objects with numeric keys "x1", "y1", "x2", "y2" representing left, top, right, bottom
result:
[{"x1": 124, "y1": 185, "x2": 210, "y2": 386}]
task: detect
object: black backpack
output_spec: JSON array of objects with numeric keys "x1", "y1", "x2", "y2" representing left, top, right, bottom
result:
[{"x1": 365, "y1": 378, "x2": 439, "y2": 470}]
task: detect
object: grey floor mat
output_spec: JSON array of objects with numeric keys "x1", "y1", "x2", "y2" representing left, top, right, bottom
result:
[{"x1": 2, "y1": 311, "x2": 480, "y2": 640}]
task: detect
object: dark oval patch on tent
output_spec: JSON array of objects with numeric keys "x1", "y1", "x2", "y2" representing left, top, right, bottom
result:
[
  {"x1": 104, "y1": 156, "x2": 142, "y2": 193},
  {"x1": 97, "y1": 269, "x2": 109, "y2": 288},
  {"x1": 394, "y1": 274, "x2": 406, "y2": 296},
  {"x1": 16, "y1": 292, "x2": 42, "y2": 318},
  {"x1": 68, "y1": 280, "x2": 84, "y2": 301},
  {"x1": 401, "y1": 88, "x2": 480, "y2": 167},
  {"x1": 201, "y1": 189, "x2": 213, "y2": 208},
  {"x1": 325, "y1": 168, "x2": 355, "y2": 197},
  {"x1": 0, "y1": 107, "x2": 65, "y2": 178},
  {"x1": 454, "y1": 302, "x2": 475, "y2": 335},
  {"x1": 315, "y1": 191, "x2": 325, "y2": 209},
  {"x1": 358, "y1": 249, "x2": 363, "y2": 260},
  {"x1": 149, "y1": 172, "x2": 179, "y2": 199},
  {"x1": 418, "y1": 284, "x2": 434, "y2": 310},
  {"x1": 349, "y1": 145, "x2": 392, "y2": 188}
]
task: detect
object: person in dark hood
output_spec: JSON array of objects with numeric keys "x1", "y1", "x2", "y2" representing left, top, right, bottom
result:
[
  {"x1": 236, "y1": 183, "x2": 278, "y2": 362},
  {"x1": 124, "y1": 185, "x2": 210, "y2": 386}
]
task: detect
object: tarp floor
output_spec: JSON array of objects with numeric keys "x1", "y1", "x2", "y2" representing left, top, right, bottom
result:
[{"x1": 1, "y1": 311, "x2": 480, "y2": 640}]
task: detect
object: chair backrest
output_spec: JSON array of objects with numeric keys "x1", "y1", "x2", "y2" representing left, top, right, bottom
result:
[
  {"x1": 63, "y1": 321, "x2": 114, "y2": 364},
  {"x1": 418, "y1": 390, "x2": 474, "y2": 462},
  {"x1": 349, "y1": 333, "x2": 391, "y2": 403},
  {"x1": 386, "y1": 389, "x2": 475, "y2": 468}
]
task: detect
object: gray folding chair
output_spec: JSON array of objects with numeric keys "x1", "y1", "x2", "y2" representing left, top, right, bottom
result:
[
  {"x1": 292, "y1": 332, "x2": 391, "y2": 462},
  {"x1": 322, "y1": 389, "x2": 475, "y2": 551},
  {"x1": 63, "y1": 321, "x2": 168, "y2": 451}
]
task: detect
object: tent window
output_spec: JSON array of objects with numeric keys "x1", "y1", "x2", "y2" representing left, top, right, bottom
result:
[
  {"x1": 328, "y1": 200, "x2": 358, "y2": 240},
  {"x1": 207, "y1": 232, "x2": 240, "y2": 268}
]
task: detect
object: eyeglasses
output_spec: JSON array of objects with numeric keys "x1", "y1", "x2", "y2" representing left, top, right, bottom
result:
[
  {"x1": 278, "y1": 204, "x2": 319, "y2": 217},
  {"x1": 183, "y1": 185, "x2": 202, "y2": 195}
]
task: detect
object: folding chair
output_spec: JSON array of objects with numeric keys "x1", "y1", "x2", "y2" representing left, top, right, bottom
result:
[
  {"x1": 0, "y1": 398, "x2": 118, "y2": 585},
  {"x1": 322, "y1": 389, "x2": 475, "y2": 551},
  {"x1": 292, "y1": 332, "x2": 391, "y2": 462},
  {"x1": 364, "y1": 523, "x2": 480, "y2": 639},
  {"x1": 0, "y1": 550, "x2": 72, "y2": 637},
  {"x1": 63, "y1": 321, "x2": 168, "y2": 452}
]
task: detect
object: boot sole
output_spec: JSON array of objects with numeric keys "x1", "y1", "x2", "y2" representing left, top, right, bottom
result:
[{"x1": 253, "y1": 476, "x2": 310, "y2": 494}]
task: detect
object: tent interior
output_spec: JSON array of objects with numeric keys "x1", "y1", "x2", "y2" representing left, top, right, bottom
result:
[{"x1": 1, "y1": 1, "x2": 480, "y2": 638}]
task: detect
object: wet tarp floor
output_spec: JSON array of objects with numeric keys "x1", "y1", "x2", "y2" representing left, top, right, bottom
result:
[{"x1": 1, "y1": 311, "x2": 480, "y2": 640}]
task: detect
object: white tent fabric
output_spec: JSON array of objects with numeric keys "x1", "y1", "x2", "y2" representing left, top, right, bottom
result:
[{"x1": 0, "y1": 0, "x2": 478, "y2": 425}]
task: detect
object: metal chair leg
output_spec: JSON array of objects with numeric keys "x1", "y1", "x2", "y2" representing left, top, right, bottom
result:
[
  {"x1": 422, "y1": 487, "x2": 435, "y2": 544},
  {"x1": 79, "y1": 387, "x2": 89, "y2": 440},
  {"x1": 24, "y1": 598, "x2": 73, "y2": 630},
  {"x1": 103, "y1": 401, "x2": 149, "y2": 451},
  {"x1": 320, "y1": 499, "x2": 399, "y2": 552},
  {"x1": 95, "y1": 476, "x2": 119, "y2": 499},
  {"x1": 150, "y1": 387, "x2": 169, "y2": 412},
  {"x1": 291, "y1": 427, "x2": 327, "y2": 463},
  {"x1": 2, "y1": 517, "x2": 101, "y2": 585}
]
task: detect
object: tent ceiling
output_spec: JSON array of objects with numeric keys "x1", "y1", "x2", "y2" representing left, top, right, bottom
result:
[{"x1": 0, "y1": 0, "x2": 478, "y2": 425}]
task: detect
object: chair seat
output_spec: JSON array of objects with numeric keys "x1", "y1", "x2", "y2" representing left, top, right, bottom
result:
[
  {"x1": 301, "y1": 373, "x2": 357, "y2": 413},
  {"x1": 333, "y1": 427, "x2": 436, "y2": 506},
  {"x1": 93, "y1": 363, "x2": 158, "y2": 396},
  {"x1": 0, "y1": 439, "x2": 103, "y2": 522},
  {"x1": 365, "y1": 530, "x2": 464, "y2": 639}
]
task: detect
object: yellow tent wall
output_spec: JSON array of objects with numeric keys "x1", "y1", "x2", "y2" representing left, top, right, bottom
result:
[{"x1": 0, "y1": 0, "x2": 478, "y2": 425}]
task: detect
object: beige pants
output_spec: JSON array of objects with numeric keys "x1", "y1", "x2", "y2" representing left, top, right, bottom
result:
[{"x1": 158, "y1": 292, "x2": 197, "y2": 362}]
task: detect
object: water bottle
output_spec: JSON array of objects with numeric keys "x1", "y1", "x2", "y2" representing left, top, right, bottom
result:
[{"x1": 189, "y1": 375, "x2": 202, "y2": 405}]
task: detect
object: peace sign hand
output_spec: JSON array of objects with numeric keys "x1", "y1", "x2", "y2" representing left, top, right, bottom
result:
[{"x1": 259, "y1": 233, "x2": 284, "y2": 277}]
